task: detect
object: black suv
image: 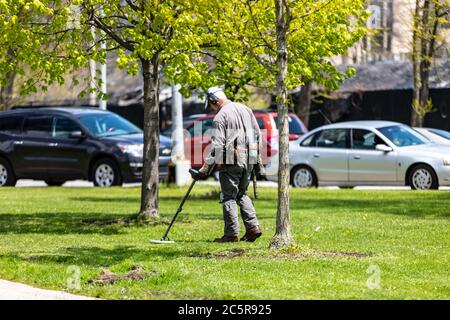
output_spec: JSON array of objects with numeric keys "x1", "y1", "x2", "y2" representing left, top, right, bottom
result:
[{"x1": 0, "y1": 107, "x2": 172, "y2": 187}]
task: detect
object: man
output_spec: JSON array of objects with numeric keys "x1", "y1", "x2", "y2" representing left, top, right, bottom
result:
[{"x1": 190, "y1": 87, "x2": 263, "y2": 243}]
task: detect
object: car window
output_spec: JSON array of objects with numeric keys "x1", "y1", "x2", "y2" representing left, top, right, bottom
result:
[
  {"x1": 0, "y1": 116, "x2": 23, "y2": 134},
  {"x1": 23, "y1": 115, "x2": 53, "y2": 137},
  {"x1": 78, "y1": 113, "x2": 141, "y2": 137},
  {"x1": 300, "y1": 132, "x2": 317, "y2": 147},
  {"x1": 274, "y1": 115, "x2": 305, "y2": 134},
  {"x1": 52, "y1": 116, "x2": 82, "y2": 139},
  {"x1": 378, "y1": 125, "x2": 428, "y2": 147},
  {"x1": 315, "y1": 129, "x2": 348, "y2": 149},
  {"x1": 202, "y1": 119, "x2": 213, "y2": 135},
  {"x1": 256, "y1": 117, "x2": 266, "y2": 129},
  {"x1": 188, "y1": 119, "x2": 213, "y2": 137},
  {"x1": 428, "y1": 128, "x2": 450, "y2": 140},
  {"x1": 352, "y1": 129, "x2": 386, "y2": 150}
]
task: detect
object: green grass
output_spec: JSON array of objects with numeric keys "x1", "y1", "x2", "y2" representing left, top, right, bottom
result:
[{"x1": 0, "y1": 186, "x2": 449, "y2": 299}]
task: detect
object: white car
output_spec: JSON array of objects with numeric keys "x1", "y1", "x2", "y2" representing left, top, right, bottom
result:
[
  {"x1": 414, "y1": 127, "x2": 450, "y2": 145},
  {"x1": 265, "y1": 121, "x2": 450, "y2": 190}
]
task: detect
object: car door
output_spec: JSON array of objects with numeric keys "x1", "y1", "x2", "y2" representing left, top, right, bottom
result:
[
  {"x1": 309, "y1": 129, "x2": 350, "y2": 183},
  {"x1": 348, "y1": 129, "x2": 398, "y2": 183},
  {"x1": 48, "y1": 115, "x2": 90, "y2": 178},
  {"x1": 13, "y1": 114, "x2": 56, "y2": 177},
  {"x1": 0, "y1": 115, "x2": 25, "y2": 163}
]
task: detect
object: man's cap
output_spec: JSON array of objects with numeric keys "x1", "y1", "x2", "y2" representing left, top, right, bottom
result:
[{"x1": 204, "y1": 87, "x2": 224, "y2": 109}]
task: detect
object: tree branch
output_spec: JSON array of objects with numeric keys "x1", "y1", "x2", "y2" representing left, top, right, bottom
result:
[
  {"x1": 124, "y1": 0, "x2": 143, "y2": 12},
  {"x1": 292, "y1": 0, "x2": 333, "y2": 21},
  {"x1": 241, "y1": 38, "x2": 275, "y2": 72},
  {"x1": 91, "y1": 15, "x2": 135, "y2": 52},
  {"x1": 245, "y1": 0, "x2": 276, "y2": 53}
]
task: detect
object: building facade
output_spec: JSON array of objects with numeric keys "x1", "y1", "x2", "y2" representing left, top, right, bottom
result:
[{"x1": 336, "y1": 0, "x2": 449, "y2": 65}]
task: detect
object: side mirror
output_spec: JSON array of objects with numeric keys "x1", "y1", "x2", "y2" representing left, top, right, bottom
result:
[
  {"x1": 69, "y1": 131, "x2": 85, "y2": 139},
  {"x1": 375, "y1": 144, "x2": 393, "y2": 152}
]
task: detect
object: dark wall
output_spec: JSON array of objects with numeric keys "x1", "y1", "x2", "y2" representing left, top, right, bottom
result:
[
  {"x1": 108, "y1": 101, "x2": 207, "y2": 130},
  {"x1": 308, "y1": 88, "x2": 450, "y2": 131}
]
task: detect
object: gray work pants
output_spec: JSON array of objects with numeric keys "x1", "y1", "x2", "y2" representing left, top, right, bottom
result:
[{"x1": 219, "y1": 164, "x2": 259, "y2": 237}]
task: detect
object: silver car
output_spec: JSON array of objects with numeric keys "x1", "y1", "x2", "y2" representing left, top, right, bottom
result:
[
  {"x1": 414, "y1": 127, "x2": 450, "y2": 145},
  {"x1": 265, "y1": 121, "x2": 450, "y2": 190}
]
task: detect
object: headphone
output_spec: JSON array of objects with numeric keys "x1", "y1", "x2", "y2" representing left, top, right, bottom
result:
[{"x1": 206, "y1": 91, "x2": 219, "y2": 105}]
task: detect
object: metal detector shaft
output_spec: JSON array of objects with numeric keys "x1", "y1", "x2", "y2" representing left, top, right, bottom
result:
[
  {"x1": 160, "y1": 179, "x2": 196, "y2": 241},
  {"x1": 159, "y1": 164, "x2": 216, "y2": 241}
]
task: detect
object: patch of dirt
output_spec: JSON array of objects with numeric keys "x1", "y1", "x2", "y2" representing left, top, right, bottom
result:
[
  {"x1": 189, "y1": 189, "x2": 221, "y2": 200},
  {"x1": 88, "y1": 264, "x2": 157, "y2": 286},
  {"x1": 21, "y1": 256, "x2": 41, "y2": 262},
  {"x1": 324, "y1": 251, "x2": 369, "y2": 258},
  {"x1": 80, "y1": 216, "x2": 187, "y2": 227},
  {"x1": 80, "y1": 218, "x2": 133, "y2": 227},
  {"x1": 273, "y1": 250, "x2": 370, "y2": 260},
  {"x1": 204, "y1": 249, "x2": 247, "y2": 259}
]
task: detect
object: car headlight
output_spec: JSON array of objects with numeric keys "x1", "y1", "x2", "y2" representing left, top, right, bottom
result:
[
  {"x1": 444, "y1": 158, "x2": 450, "y2": 166},
  {"x1": 160, "y1": 147, "x2": 171, "y2": 156},
  {"x1": 117, "y1": 143, "x2": 143, "y2": 158}
]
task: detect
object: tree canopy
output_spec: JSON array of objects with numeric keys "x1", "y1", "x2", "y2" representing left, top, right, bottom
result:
[{"x1": 202, "y1": 0, "x2": 368, "y2": 97}]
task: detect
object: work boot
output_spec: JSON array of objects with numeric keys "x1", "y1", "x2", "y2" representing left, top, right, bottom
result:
[
  {"x1": 240, "y1": 225, "x2": 262, "y2": 242},
  {"x1": 213, "y1": 235, "x2": 239, "y2": 243}
]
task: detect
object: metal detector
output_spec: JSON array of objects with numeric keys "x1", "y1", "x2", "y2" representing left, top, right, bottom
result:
[{"x1": 149, "y1": 166, "x2": 214, "y2": 244}]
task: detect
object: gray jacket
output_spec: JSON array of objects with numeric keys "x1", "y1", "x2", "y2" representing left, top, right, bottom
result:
[{"x1": 205, "y1": 101, "x2": 261, "y2": 169}]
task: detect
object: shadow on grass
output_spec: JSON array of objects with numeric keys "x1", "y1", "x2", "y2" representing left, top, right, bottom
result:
[
  {"x1": 0, "y1": 212, "x2": 139, "y2": 235},
  {"x1": 290, "y1": 197, "x2": 450, "y2": 218},
  {"x1": 70, "y1": 190, "x2": 222, "y2": 204},
  {"x1": 196, "y1": 197, "x2": 450, "y2": 220},
  {"x1": 69, "y1": 197, "x2": 140, "y2": 203},
  {"x1": 2, "y1": 192, "x2": 447, "y2": 237},
  {"x1": 3, "y1": 244, "x2": 213, "y2": 267},
  {"x1": 3, "y1": 242, "x2": 373, "y2": 270}
]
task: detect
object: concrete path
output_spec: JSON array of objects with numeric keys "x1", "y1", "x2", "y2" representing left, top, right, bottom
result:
[{"x1": 0, "y1": 279, "x2": 95, "y2": 300}]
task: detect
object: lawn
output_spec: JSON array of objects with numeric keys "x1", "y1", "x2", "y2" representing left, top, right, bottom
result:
[{"x1": 0, "y1": 186, "x2": 448, "y2": 299}]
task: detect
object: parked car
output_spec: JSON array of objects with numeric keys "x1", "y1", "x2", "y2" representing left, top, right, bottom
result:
[
  {"x1": 160, "y1": 114, "x2": 207, "y2": 138},
  {"x1": 0, "y1": 107, "x2": 172, "y2": 187},
  {"x1": 183, "y1": 110, "x2": 307, "y2": 170},
  {"x1": 414, "y1": 127, "x2": 450, "y2": 145},
  {"x1": 265, "y1": 121, "x2": 450, "y2": 190},
  {"x1": 269, "y1": 111, "x2": 308, "y2": 141}
]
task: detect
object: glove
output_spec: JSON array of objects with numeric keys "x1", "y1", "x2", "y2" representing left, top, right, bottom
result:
[
  {"x1": 189, "y1": 169, "x2": 207, "y2": 180},
  {"x1": 190, "y1": 162, "x2": 213, "y2": 180}
]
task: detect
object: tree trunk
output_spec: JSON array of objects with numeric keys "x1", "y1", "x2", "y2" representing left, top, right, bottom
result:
[
  {"x1": 418, "y1": 0, "x2": 431, "y2": 128},
  {"x1": 411, "y1": 0, "x2": 422, "y2": 127},
  {"x1": 411, "y1": 0, "x2": 437, "y2": 128},
  {"x1": 295, "y1": 80, "x2": 312, "y2": 128},
  {"x1": 269, "y1": 0, "x2": 294, "y2": 249},
  {"x1": 0, "y1": 71, "x2": 16, "y2": 111},
  {"x1": 138, "y1": 56, "x2": 161, "y2": 222}
]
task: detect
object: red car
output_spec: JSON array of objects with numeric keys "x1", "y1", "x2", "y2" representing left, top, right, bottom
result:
[{"x1": 184, "y1": 110, "x2": 307, "y2": 170}]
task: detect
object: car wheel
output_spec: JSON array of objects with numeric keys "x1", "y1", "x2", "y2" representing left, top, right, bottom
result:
[
  {"x1": 290, "y1": 166, "x2": 317, "y2": 188},
  {"x1": 45, "y1": 180, "x2": 66, "y2": 187},
  {"x1": 92, "y1": 158, "x2": 122, "y2": 187},
  {"x1": 409, "y1": 164, "x2": 438, "y2": 190},
  {"x1": 0, "y1": 158, "x2": 17, "y2": 187}
]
